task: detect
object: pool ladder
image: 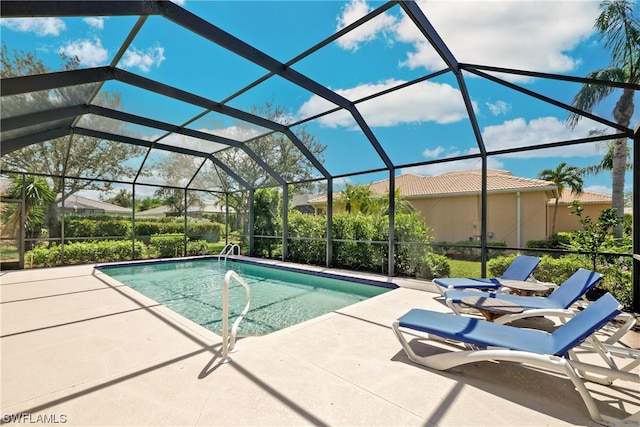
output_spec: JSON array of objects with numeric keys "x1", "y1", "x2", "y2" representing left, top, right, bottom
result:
[
  {"x1": 219, "y1": 243, "x2": 240, "y2": 260},
  {"x1": 219, "y1": 270, "x2": 251, "y2": 364}
]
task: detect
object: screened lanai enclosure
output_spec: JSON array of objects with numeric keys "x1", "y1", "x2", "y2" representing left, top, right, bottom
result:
[{"x1": 1, "y1": 1, "x2": 639, "y2": 309}]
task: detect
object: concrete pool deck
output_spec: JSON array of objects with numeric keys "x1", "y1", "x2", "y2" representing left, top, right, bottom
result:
[{"x1": 1, "y1": 258, "x2": 639, "y2": 426}]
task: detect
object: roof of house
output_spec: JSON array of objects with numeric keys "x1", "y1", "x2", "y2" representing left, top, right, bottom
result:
[
  {"x1": 137, "y1": 200, "x2": 234, "y2": 216},
  {"x1": 308, "y1": 169, "x2": 557, "y2": 204},
  {"x1": 549, "y1": 188, "x2": 612, "y2": 205},
  {"x1": 57, "y1": 194, "x2": 132, "y2": 214}
]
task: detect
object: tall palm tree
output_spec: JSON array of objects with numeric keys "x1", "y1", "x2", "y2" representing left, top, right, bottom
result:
[
  {"x1": 538, "y1": 162, "x2": 584, "y2": 236},
  {"x1": 567, "y1": 0, "x2": 639, "y2": 238}
]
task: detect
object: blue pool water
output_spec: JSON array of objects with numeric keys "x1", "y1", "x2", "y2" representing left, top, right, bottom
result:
[{"x1": 98, "y1": 259, "x2": 395, "y2": 335}]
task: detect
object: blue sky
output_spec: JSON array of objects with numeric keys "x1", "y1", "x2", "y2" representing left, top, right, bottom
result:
[{"x1": 1, "y1": 0, "x2": 638, "y2": 199}]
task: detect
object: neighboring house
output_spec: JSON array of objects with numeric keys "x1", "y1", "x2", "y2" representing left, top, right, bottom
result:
[
  {"x1": 292, "y1": 194, "x2": 316, "y2": 214},
  {"x1": 137, "y1": 199, "x2": 234, "y2": 218},
  {"x1": 57, "y1": 194, "x2": 132, "y2": 216},
  {"x1": 547, "y1": 189, "x2": 614, "y2": 237},
  {"x1": 308, "y1": 169, "x2": 611, "y2": 247}
]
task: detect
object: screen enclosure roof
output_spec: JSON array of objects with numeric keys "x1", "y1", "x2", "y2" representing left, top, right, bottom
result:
[{"x1": 1, "y1": 0, "x2": 637, "y2": 193}]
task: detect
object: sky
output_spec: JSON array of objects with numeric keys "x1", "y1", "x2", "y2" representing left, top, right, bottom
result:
[{"x1": 1, "y1": 0, "x2": 638, "y2": 199}]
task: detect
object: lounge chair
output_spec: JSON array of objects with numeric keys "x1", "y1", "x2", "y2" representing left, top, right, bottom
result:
[
  {"x1": 392, "y1": 293, "x2": 639, "y2": 426},
  {"x1": 433, "y1": 254, "x2": 541, "y2": 296},
  {"x1": 444, "y1": 268, "x2": 639, "y2": 385},
  {"x1": 443, "y1": 268, "x2": 602, "y2": 324}
]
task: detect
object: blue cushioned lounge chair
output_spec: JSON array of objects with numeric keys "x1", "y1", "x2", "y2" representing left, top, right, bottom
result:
[
  {"x1": 392, "y1": 293, "x2": 639, "y2": 426},
  {"x1": 444, "y1": 268, "x2": 602, "y2": 324},
  {"x1": 433, "y1": 255, "x2": 541, "y2": 296}
]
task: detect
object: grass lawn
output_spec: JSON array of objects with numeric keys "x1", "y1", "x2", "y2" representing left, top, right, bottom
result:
[
  {"x1": 1, "y1": 242, "x2": 19, "y2": 261},
  {"x1": 448, "y1": 259, "x2": 481, "y2": 278}
]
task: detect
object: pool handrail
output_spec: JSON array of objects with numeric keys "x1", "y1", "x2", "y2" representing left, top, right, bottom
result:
[
  {"x1": 220, "y1": 269, "x2": 251, "y2": 364},
  {"x1": 219, "y1": 243, "x2": 240, "y2": 261}
]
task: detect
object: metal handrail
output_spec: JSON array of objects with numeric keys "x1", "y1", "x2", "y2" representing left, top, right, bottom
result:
[
  {"x1": 218, "y1": 243, "x2": 240, "y2": 260},
  {"x1": 219, "y1": 269, "x2": 251, "y2": 364}
]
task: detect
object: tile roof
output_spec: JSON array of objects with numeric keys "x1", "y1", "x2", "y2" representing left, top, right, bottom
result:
[
  {"x1": 549, "y1": 188, "x2": 612, "y2": 205},
  {"x1": 56, "y1": 194, "x2": 132, "y2": 214},
  {"x1": 137, "y1": 199, "x2": 233, "y2": 216},
  {"x1": 308, "y1": 169, "x2": 556, "y2": 204}
]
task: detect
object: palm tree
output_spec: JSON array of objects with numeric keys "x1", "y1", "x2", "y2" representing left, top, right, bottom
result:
[
  {"x1": 4, "y1": 175, "x2": 56, "y2": 249},
  {"x1": 567, "y1": 0, "x2": 639, "y2": 238},
  {"x1": 339, "y1": 183, "x2": 375, "y2": 214},
  {"x1": 538, "y1": 162, "x2": 584, "y2": 236}
]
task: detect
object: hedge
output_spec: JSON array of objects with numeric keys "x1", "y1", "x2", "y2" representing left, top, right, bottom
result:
[
  {"x1": 26, "y1": 240, "x2": 147, "y2": 267},
  {"x1": 285, "y1": 211, "x2": 450, "y2": 279},
  {"x1": 61, "y1": 217, "x2": 221, "y2": 243}
]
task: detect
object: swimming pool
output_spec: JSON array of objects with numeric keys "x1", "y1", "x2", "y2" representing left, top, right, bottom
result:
[{"x1": 98, "y1": 258, "x2": 395, "y2": 335}]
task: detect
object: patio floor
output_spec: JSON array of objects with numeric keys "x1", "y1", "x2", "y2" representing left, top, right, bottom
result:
[{"x1": 1, "y1": 258, "x2": 639, "y2": 426}]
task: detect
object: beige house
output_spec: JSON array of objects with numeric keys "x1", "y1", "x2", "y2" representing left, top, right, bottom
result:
[
  {"x1": 309, "y1": 169, "x2": 613, "y2": 247},
  {"x1": 547, "y1": 189, "x2": 614, "y2": 237}
]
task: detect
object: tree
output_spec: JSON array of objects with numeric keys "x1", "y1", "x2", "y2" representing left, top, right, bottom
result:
[
  {"x1": 4, "y1": 174, "x2": 55, "y2": 249},
  {"x1": 101, "y1": 189, "x2": 133, "y2": 208},
  {"x1": 0, "y1": 43, "x2": 146, "y2": 235},
  {"x1": 339, "y1": 183, "x2": 375, "y2": 214},
  {"x1": 566, "y1": 200, "x2": 622, "y2": 272},
  {"x1": 538, "y1": 162, "x2": 584, "y2": 236},
  {"x1": 195, "y1": 102, "x2": 327, "y2": 235},
  {"x1": 338, "y1": 184, "x2": 416, "y2": 216},
  {"x1": 253, "y1": 188, "x2": 282, "y2": 258},
  {"x1": 566, "y1": 0, "x2": 639, "y2": 238},
  {"x1": 154, "y1": 187, "x2": 204, "y2": 216},
  {"x1": 136, "y1": 196, "x2": 164, "y2": 212}
]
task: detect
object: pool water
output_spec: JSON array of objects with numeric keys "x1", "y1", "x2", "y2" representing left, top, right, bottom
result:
[{"x1": 99, "y1": 259, "x2": 394, "y2": 335}]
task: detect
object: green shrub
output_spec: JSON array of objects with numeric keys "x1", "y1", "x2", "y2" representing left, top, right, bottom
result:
[
  {"x1": 416, "y1": 253, "x2": 451, "y2": 279},
  {"x1": 63, "y1": 217, "x2": 222, "y2": 244},
  {"x1": 525, "y1": 239, "x2": 554, "y2": 250},
  {"x1": 63, "y1": 217, "x2": 130, "y2": 238},
  {"x1": 447, "y1": 240, "x2": 507, "y2": 261},
  {"x1": 529, "y1": 255, "x2": 589, "y2": 284},
  {"x1": 26, "y1": 240, "x2": 146, "y2": 267},
  {"x1": 150, "y1": 233, "x2": 186, "y2": 258},
  {"x1": 487, "y1": 254, "x2": 588, "y2": 284},
  {"x1": 486, "y1": 255, "x2": 516, "y2": 277},
  {"x1": 186, "y1": 222, "x2": 222, "y2": 243},
  {"x1": 285, "y1": 211, "x2": 449, "y2": 278},
  {"x1": 187, "y1": 240, "x2": 210, "y2": 256},
  {"x1": 287, "y1": 211, "x2": 326, "y2": 265},
  {"x1": 599, "y1": 255, "x2": 632, "y2": 309}
]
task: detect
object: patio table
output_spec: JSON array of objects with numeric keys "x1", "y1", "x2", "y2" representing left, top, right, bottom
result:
[
  {"x1": 499, "y1": 279, "x2": 550, "y2": 296},
  {"x1": 460, "y1": 295, "x2": 524, "y2": 321}
]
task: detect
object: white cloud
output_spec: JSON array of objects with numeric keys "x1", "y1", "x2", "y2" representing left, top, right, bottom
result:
[
  {"x1": 481, "y1": 116, "x2": 602, "y2": 157},
  {"x1": 199, "y1": 125, "x2": 265, "y2": 142},
  {"x1": 335, "y1": 0, "x2": 397, "y2": 51},
  {"x1": 122, "y1": 46, "x2": 166, "y2": 72},
  {"x1": 422, "y1": 146, "x2": 445, "y2": 158},
  {"x1": 59, "y1": 38, "x2": 108, "y2": 67},
  {"x1": 399, "y1": 0, "x2": 599, "y2": 76},
  {"x1": 338, "y1": 1, "x2": 599, "y2": 80},
  {"x1": 1, "y1": 17, "x2": 66, "y2": 36},
  {"x1": 83, "y1": 17, "x2": 104, "y2": 30},
  {"x1": 486, "y1": 100, "x2": 510, "y2": 116},
  {"x1": 405, "y1": 156, "x2": 504, "y2": 176},
  {"x1": 298, "y1": 79, "x2": 472, "y2": 128}
]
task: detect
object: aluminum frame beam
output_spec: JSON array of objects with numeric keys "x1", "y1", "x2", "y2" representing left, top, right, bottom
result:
[
  {"x1": 73, "y1": 127, "x2": 251, "y2": 190},
  {"x1": 159, "y1": 1, "x2": 394, "y2": 171}
]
